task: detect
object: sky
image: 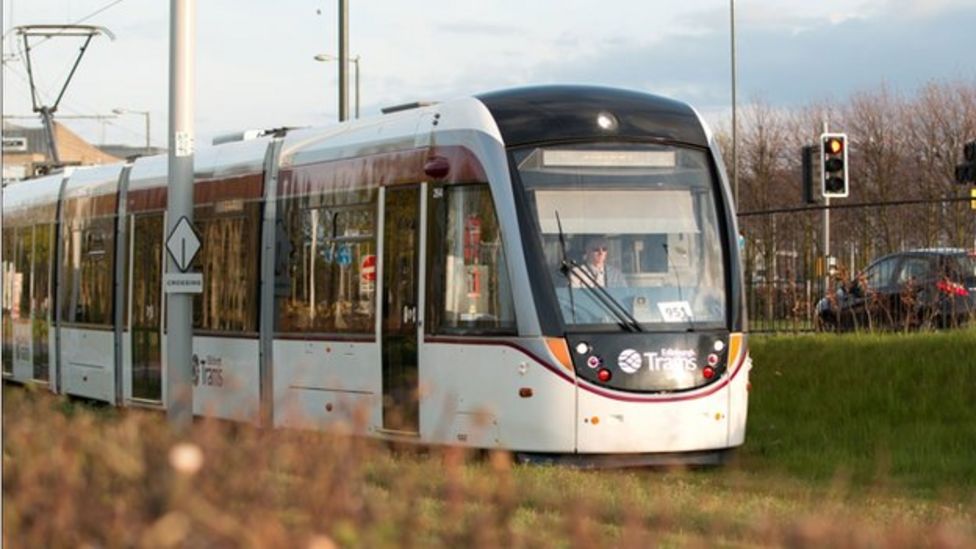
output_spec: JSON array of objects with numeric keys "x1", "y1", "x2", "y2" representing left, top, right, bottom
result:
[{"x1": 2, "y1": 0, "x2": 975, "y2": 149}]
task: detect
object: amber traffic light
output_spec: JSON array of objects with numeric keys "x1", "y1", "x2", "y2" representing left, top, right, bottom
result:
[{"x1": 821, "y1": 133, "x2": 848, "y2": 198}]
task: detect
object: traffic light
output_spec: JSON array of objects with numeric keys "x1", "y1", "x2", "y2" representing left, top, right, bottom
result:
[
  {"x1": 956, "y1": 140, "x2": 976, "y2": 184},
  {"x1": 801, "y1": 145, "x2": 818, "y2": 204},
  {"x1": 821, "y1": 133, "x2": 848, "y2": 198}
]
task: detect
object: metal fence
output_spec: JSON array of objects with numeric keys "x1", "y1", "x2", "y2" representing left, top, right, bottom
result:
[
  {"x1": 745, "y1": 277, "x2": 825, "y2": 333},
  {"x1": 738, "y1": 196, "x2": 976, "y2": 334}
]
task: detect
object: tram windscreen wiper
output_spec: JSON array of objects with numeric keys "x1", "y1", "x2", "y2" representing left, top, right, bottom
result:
[
  {"x1": 560, "y1": 257, "x2": 643, "y2": 332},
  {"x1": 554, "y1": 211, "x2": 578, "y2": 323},
  {"x1": 553, "y1": 212, "x2": 642, "y2": 332}
]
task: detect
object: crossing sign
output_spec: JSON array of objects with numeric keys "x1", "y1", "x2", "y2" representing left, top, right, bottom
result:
[{"x1": 166, "y1": 216, "x2": 202, "y2": 272}]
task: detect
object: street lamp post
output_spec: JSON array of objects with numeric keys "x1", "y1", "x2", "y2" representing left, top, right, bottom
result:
[
  {"x1": 730, "y1": 0, "x2": 738, "y2": 210},
  {"x1": 313, "y1": 53, "x2": 360, "y2": 119},
  {"x1": 112, "y1": 107, "x2": 151, "y2": 153}
]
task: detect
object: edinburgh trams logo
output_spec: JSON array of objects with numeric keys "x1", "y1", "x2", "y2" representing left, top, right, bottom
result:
[
  {"x1": 191, "y1": 353, "x2": 225, "y2": 387},
  {"x1": 617, "y1": 348, "x2": 698, "y2": 374}
]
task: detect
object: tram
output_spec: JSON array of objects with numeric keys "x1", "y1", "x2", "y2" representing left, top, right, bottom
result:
[{"x1": 2, "y1": 85, "x2": 751, "y2": 465}]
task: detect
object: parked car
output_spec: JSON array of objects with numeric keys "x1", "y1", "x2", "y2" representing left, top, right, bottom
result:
[{"x1": 816, "y1": 248, "x2": 976, "y2": 332}]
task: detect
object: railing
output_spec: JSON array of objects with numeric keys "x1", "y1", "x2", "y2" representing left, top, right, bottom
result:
[{"x1": 746, "y1": 278, "x2": 823, "y2": 333}]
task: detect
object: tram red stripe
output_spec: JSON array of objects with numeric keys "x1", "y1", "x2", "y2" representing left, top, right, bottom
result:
[
  {"x1": 423, "y1": 336, "x2": 575, "y2": 383},
  {"x1": 279, "y1": 145, "x2": 488, "y2": 199},
  {"x1": 423, "y1": 336, "x2": 749, "y2": 403}
]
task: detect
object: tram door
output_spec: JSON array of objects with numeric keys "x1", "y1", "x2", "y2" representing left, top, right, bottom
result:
[
  {"x1": 381, "y1": 186, "x2": 421, "y2": 432},
  {"x1": 129, "y1": 214, "x2": 164, "y2": 401}
]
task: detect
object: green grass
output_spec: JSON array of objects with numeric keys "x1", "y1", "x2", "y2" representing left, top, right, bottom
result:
[{"x1": 743, "y1": 327, "x2": 976, "y2": 496}]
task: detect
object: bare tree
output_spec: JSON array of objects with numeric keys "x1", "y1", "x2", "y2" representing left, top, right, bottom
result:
[{"x1": 844, "y1": 85, "x2": 907, "y2": 255}]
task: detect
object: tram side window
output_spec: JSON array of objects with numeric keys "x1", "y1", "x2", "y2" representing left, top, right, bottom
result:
[
  {"x1": 192, "y1": 201, "x2": 262, "y2": 334},
  {"x1": 276, "y1": 194, "x2": 377, "y2": 334},
  {"x1": 32, "y1": 224, "x2": 54, "y2": 319},
  {"x1": 15, "y1": 226, "x2": 33, "y2": 319},
  {"x1": 427, "y1": 184, "x2": 516, "y2": 335},
  {"x1": 32, "y1": 223, "x2": 54, "y2": 380},
  {"x1": 61, "y1": 218, "x2": 116, "y2": 326},
  {"x1": 2, "y1": 227, "x2": 14, "y2": 372}
]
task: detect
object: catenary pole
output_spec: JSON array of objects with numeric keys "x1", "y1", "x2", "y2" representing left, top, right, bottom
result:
[{"x1": 166, "y1": 0, "x2": 196, "y2": 430}]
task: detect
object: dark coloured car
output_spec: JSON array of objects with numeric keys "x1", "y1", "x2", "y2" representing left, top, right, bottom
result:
[{"x1": 816, "y1": 248, "x2": 976, "y2": 332}]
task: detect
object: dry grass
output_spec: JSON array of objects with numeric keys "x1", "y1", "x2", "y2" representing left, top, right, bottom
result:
[{"x1": 3, "y1": 384, "x2": 975, "y2": 548}]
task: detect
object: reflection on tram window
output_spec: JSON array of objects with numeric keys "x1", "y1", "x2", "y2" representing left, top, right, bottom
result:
[
  {"x1": 2, "y1": 226, "x2": 17, "y2": 372},
  {"x1": 427, "y1": 184, "x2": 516, "y2": 335},
  {"x1": 16, "y1": 226, "x2": 33, "y2": 320},
  {"x1": 276, "y1": 191, "x2": 377, "y2": 334},
  {"x1": 191, "y1": 201, "x2": 262, "y2": 334},
  {"x1": 61, "y1": 218, "x2": 116, "y2": 326},
  {"x1": 31, "y1": 224, "x2": 54, "y2": 380}
]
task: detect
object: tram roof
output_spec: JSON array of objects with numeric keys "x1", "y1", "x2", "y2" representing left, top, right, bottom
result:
[
  {"x1": 2, "y1": 171, "x2": 65, "y2": 223},
  {"x1": 476, "y1": 85, "x2": 708, "y2": 149}
]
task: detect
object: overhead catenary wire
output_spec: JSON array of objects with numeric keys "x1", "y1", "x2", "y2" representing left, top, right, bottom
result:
[
  {"x1": 1, "y1": 0, "x2": 126, "y2": 47},
  {"x1": 2, "y1": 0, "x2": 124, "y2": 95}
]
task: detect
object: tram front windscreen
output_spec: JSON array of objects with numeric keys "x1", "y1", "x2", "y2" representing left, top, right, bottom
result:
[{"x1": 514, "y1": 143, "x2": 727, "y2": 331}]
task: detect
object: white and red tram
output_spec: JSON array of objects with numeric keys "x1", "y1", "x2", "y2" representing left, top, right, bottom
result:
[{"x1": 2, "y1": 86, "x2": 751, "y2": 465}]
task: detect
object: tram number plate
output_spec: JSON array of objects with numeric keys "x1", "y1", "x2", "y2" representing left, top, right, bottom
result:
[
  {"x1": 165, "y1": 273, "x2": 203, "y2": 294},
  {"x1": 658, "y1": 301, "x2": 692, "y2": 323}
]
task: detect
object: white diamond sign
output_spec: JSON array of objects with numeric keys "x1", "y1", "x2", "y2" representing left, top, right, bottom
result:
[{"x1": 166, "y1": 216, "x2": 201, "y2": 272}]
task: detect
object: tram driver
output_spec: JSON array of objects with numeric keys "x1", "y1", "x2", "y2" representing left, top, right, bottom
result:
[{"x1": 571, "y1": 236, "x2": 628, "y2": 288}]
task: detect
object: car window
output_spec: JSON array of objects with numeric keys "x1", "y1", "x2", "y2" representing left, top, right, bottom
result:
[
  {"x1": 959, "y1": 256, "x2": 976, "y2": 279},
  {"x1": 864, "y1": 257, "x2": 898, "y2": 289},
  {"x1": 897, "y1": 257, "x2": 931, "y2": 284},
  {"x1": 942, "y1": 255, "x2": 976, "y2": 280}
]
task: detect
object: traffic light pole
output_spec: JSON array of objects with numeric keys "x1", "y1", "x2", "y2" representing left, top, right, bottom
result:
[
  {"x1": 824, "y1": 195, "x2": 831, "y2": 270},
  {"x1": 823, "y1": 121, "x2": 831, "y2": 289}
]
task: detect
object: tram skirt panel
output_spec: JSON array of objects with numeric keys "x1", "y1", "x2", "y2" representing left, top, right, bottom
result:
[{"x1": 60, "y1": 327, "x2": 116, "y2": 404}]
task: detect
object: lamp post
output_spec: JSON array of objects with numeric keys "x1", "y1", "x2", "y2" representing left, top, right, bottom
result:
[
  {"x1": 314, "y1": 53, "x2": 360, "y2": 119},
  {"x1": 112, "y1": 107, "x2": 151, "y2": 153},
  {"x1": 730, "y1": 0, "x2": 738, "y2": 210}
]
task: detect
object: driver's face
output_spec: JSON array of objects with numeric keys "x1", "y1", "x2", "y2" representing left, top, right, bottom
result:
[{"x1": 587, "y1": 245, "x2": 607, "y2": 266}]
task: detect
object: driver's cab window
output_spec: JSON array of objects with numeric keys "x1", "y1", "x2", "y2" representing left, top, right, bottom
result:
[{"x1": 561, "y1": 233, "x2": 687, "y2": 289}]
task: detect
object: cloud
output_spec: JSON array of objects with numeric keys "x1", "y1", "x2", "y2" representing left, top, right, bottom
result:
[
  {"x1": 434, "y1": 21, "x2": 523, "y2": 37},
  {"x1": 518, "y1": 2, "x2": 976, "y2": 111},
  {"x1": 882, "y1": 0, "x2": 975, "y2": 19}
]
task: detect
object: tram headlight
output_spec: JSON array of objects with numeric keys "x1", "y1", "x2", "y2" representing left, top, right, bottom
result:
[{"x1": 596, "y1": 111, "x2": 618, "y2": 131}]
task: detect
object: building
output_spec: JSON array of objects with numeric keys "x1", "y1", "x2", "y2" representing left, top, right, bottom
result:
[{"x1": 2, "y1": 120, "x2": 123, "y2": 184}]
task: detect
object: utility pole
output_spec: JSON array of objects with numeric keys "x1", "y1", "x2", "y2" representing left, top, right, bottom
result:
[
  {"x1": 338, "y1": 0, "x2": 349, "y2": 122},
  {"x1": 165, "y1": 0, "x2": 199, "y2": 431}
]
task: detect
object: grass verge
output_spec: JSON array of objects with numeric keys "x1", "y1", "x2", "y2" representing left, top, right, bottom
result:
[{"x1": 743, "y1": 327, "x2": 976, "y2": 497}]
